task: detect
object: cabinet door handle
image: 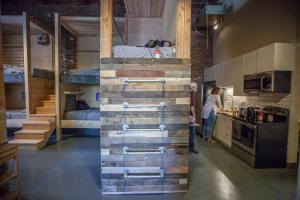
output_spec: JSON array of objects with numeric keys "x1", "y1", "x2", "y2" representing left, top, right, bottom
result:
[
  {"x1": 123, "y1": 146, "x2": 165, "y2": 155},
  {"x1": 122, "y1": 78, "x2": 166, "y2": 85},
  {"x1": 123, "y1": 169, "x2": 165, "y2": 179}
]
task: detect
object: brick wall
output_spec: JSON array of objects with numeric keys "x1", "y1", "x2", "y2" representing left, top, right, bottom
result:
[{"x1": 191, "y1": 28, "x2": 213, "y2": 122}]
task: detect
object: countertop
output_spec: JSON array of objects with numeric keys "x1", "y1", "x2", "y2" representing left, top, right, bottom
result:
[{"x1": 218, "y1": 111, "x2": 234, "y2": 118}]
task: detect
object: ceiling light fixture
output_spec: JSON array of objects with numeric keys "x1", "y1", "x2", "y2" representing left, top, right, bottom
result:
[{"x1": 214, "y1": 24, "x2": 219, "y2": 30}]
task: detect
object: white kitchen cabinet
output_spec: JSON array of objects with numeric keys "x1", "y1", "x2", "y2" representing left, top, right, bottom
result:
[
  {"x1": 257, "y1": 43, "x2": 295, "y2": 72},
  {"x1": 233, "y1": 56, "x2": 244, "y2": 96},
  {"x1": 243, "y1": 50, "x2": 257, "y2": 75},
  {"x1": 213, "y1": 113, "x2": 232, "y2": 147},
  {"x1": 223, "y1": 114, "x2": 232, "y2": 147},
  {"x1": 223, "y1": 59, "x2": 235, "y2": 87},
  {"x1": 204, "y1": 65, "x2": 216, "y2": 82},
  {"x1": 213, "y1": 114, "x2": 225, "y2": 143},
  {"x1": 215, "y1": 63, "x2": 224, "y2": 87}
]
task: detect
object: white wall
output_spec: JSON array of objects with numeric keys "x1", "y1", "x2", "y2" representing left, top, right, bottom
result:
[
  {"x1": 127, "y1": 0, "x2": 177, "y2": 46},
  {"x1": 162, "y1": 0, "x2": 177, "y2": 44},
  {"x1": 128, "y1": 18, "x2": 163, "y2": 46},
  {"x1": 213, "y1": 0, "x2": 297, "y2": 64},
  {"x1": 31, "y1": 35, "x2": 54, "y2": 70},
  {"x1": 79, "y1": 85, "x2": 99, "y2": 108},
  {"x1": 77, "y1": 36, "x2": 99, "y2": 69}
]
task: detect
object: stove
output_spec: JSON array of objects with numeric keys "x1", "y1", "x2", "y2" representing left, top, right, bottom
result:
[{"x1": 231, "y1": 106, "x2": 289, "y2": 168}]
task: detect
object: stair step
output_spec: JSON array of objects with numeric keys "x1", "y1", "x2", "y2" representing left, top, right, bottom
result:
[
  {"x1": 29, "y1": 113, "x2": 56, "y2": 121},
  {"x1": 22, "y1": 121, "x2": 51, "y2": 130},
  {"x1": 42, "y1": 100, "x2": 56, "y2": 107},
  {"x1": 15, "y1": 130, "x2": 48, "y2": 134},
  {"x1": 46, "y1": 95, "x2": 56, "y2": 101},
  {"x1": 29, "y1": 114, "x2": 56, "y2": 117},
  {"x1": 9, "y1": 139, "x2": 44, "y2": 150},
  {"x1": 36, "y1": 106, "x2": 56, "y2": 110},
  {"x1": 15, "y1": 130, "x2": 47, "y2": 141},
  {"x1": 36, "y1": 107, "x2": 56, "y2": 114}
]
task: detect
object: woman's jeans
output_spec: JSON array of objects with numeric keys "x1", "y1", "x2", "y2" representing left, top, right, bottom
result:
[
  {"x1": 202, "y1": 110, "x2": 217, "y2": 139},
  {"x1": 189, "y1": 125, "x2": 196, "y2": 151}
]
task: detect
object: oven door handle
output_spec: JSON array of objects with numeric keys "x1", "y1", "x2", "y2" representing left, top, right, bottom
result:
[{"x1": 232, "y1": 119, "x2": 257, "y2": 129}]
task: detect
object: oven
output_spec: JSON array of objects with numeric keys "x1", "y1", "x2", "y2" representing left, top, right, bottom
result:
[{"x1": 232, "y1": 118, "x2": 257, "y2": 155}]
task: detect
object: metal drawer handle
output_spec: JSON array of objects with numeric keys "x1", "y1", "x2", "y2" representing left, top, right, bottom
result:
[
  {"x1": 123, "y1": 146, "x2": 165, "y2": 155},
  {"x1": 122, "y1": 78, "x2": 166, "y2": 85},
  {"x1": 122, "y1": 124, "x2": 166, "y2": 132},
  {"x1": 123, "y1": 102, "x2": 166, "y2": 109},
  {"x1": 124, "y1": 169, "x2": 165, "y2": 179}
]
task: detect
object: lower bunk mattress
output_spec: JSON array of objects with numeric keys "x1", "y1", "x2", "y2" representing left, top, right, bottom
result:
[
  {"x1": 64, "y1": 109, "x2": 100, "y2": 120},
  {"x1": 6, "y1": 109, "x2": 26, "y2": 128}
]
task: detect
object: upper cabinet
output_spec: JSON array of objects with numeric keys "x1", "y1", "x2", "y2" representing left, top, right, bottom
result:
[
  {"x1": 204, "y1": 43, "x2": 295, "y2": 95},
  {"x1": 243, "y1": 50, "x2": 257, "y2": 75},
  {"x1": 257, "y1": 43, "x2": 295, "y2": 72},
  {"x1": 204, "y1": 65, "x2": 216, "y2": 82},
  {"x1": 215, "y1": 63, "x2": 224, "y2": 87},
  {"x1": 233, "y1": 56, "x2": 244, "y2": 96},
  {"x1": 223, "y1": 59, "x2": 235, "y2": 87}
]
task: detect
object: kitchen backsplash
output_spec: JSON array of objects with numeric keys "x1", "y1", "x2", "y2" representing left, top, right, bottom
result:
[{"x1": 232, "y1": 93, "x2": 292, "y2": 109}]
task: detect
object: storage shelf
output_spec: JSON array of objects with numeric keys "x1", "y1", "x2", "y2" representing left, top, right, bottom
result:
[
  {"x1": 0, "y1": 144, "x2": 19, "y2": 200},
  {"x1": 0, "y1": 172, "x2": 18, "y2": 186},
  {"x1": 0, "y1": 191, "x2": 19, "y2": 200}
]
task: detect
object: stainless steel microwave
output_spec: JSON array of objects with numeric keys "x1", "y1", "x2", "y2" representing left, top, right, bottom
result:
[{"x1": 244, "y1": 71, "x2": 291, "y2": 93}]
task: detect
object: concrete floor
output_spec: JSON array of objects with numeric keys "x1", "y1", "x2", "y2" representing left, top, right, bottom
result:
[{"x1": 16, "y1": 137, "x2": 297, "y2": 200}]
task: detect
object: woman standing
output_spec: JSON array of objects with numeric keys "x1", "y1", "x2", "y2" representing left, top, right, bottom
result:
[{"x1": 201, "y1": 87, "x2": 223, "y2": 142}]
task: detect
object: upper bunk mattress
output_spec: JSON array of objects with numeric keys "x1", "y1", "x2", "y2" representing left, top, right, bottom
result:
[
  {"x1": 60, "y1": 67, "x2": 100, "y2": 84},
  {"x1": 4, "y1": 64, "x2": 54, "y2": 83},
  {"x1": 113, "y1": 45, "x2": 173, "y2": 58}
]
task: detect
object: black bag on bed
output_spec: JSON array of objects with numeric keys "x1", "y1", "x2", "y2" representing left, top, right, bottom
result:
[{"x1": 76, "y1": 100, "x2": 90, "y2": 110}]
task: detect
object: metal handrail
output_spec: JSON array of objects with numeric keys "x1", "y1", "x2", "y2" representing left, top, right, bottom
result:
[
  {"x1": 123, "y1": 169, "x2": 165, "y2": 179},
  {"x1": 123, "y1": 146, "x2": 165, "y2": 155},
  {"x1": 122, "y1": 124, "x2": 166, "y2": 132},
  {"x1": 123, "y1": 102, "x2": 166, "y2": 109},
  {"x1": 122, "y1": 78, "x2": 166, "y2": 85}
]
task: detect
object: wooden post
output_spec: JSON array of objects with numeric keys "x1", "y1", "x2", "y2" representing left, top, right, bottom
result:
[
  {"x1": 100, "y1": 0, "x2": 113, "y2": 58},
  {"x1": 0, "y1": 15, "x2": 8, "y2": 144},
  {"x1": 54, "y1": 13, "x2": 62, "y2": 141},
  {"x1": 176, "y1": 0, "x2": 191, "y2": 59},
  {"x1": 22, "y1": 12, "x2": 33, "y2": 117}
]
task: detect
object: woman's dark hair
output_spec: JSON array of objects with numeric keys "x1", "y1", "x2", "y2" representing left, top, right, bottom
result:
[{"x1": 211, "y1": 87, "x2": 221, "y2": 95}]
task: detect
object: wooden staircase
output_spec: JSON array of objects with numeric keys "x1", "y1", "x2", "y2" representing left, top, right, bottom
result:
[{"x1": 9, "y1": 93, "x2": 56, "y2": 150}]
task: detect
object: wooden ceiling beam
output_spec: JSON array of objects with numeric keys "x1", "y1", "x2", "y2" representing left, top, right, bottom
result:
[
  {"x1": 100, "y1": 0, "x2": 113, "y2": 58},
  {"x1": 176, "y1": 0, "x2": 191, "y2": 59}
]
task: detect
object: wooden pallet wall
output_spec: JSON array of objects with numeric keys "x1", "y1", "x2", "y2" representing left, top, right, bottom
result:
[{"x1": 100, "y1": 58, "x2": 190, "y2": 194}]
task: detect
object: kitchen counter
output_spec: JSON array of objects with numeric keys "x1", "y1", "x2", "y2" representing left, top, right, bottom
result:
[{"x1": 218, "y1": 111, "x2": 234, "y2": 117}]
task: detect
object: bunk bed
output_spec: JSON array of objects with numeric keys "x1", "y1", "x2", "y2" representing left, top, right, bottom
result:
[
  {"x1": 56, "y1": 16, "x2": 105, "y2": 136},
  {"x1": 1, "y1": 14, "x2": 54, "y2": 130},
  {"x1": 56, "y1": 16, "x2": 176, "y2": 137}
]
